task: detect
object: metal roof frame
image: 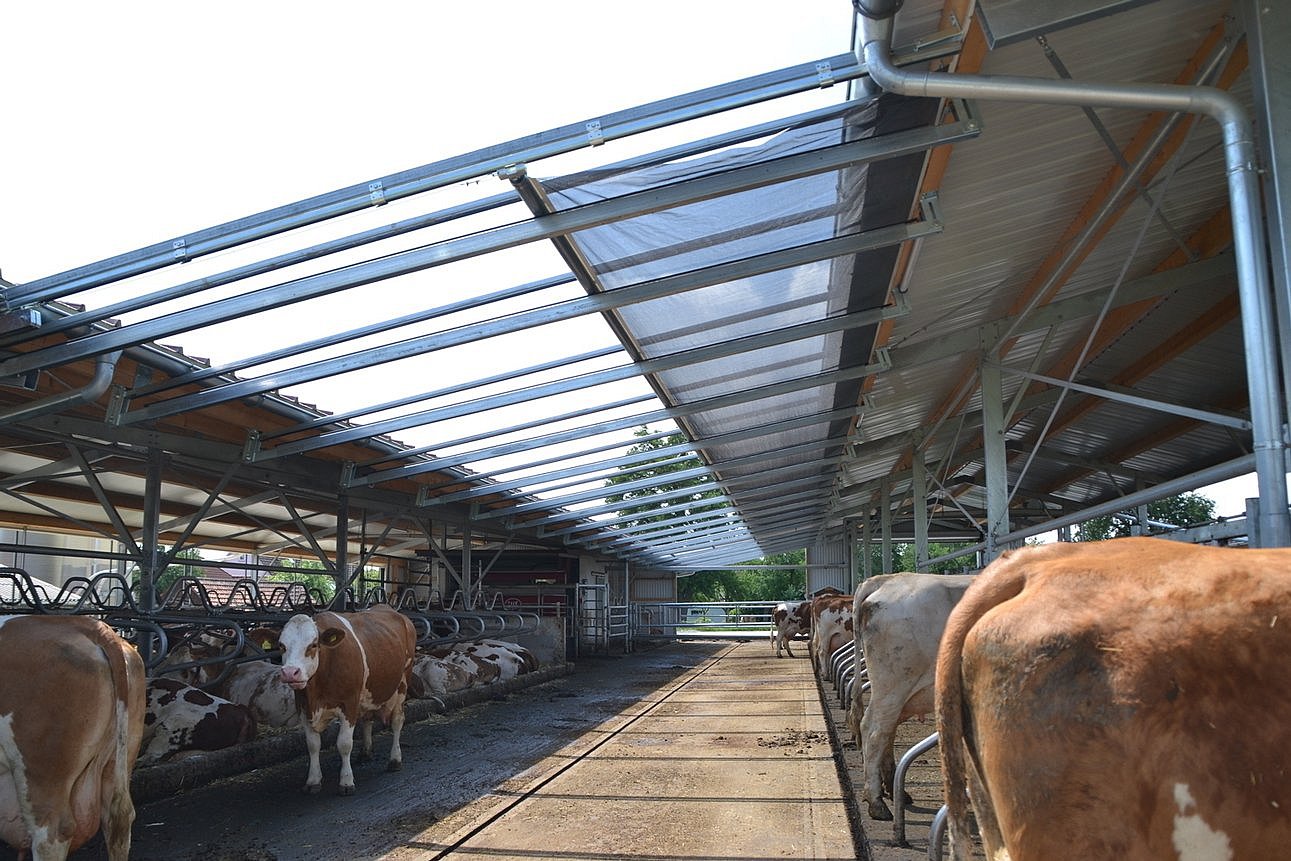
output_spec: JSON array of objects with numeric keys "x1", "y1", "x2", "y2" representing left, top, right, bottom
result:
[{"x1": 0, "y1": 0, "x2": 1287, "y2": 589}]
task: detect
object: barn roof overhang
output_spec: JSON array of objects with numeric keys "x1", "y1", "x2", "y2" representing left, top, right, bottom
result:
[{"x1": 0, "y1": 0, "x2": 1280, "y2": 576}]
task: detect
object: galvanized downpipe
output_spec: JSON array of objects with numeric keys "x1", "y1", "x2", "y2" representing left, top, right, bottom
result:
[
  {"x1": 855, "y1": 1, "x2": 1291, "y2": 549},
  {"x1": 0, "y1": 349, "x2": 122, "y2": 425}
]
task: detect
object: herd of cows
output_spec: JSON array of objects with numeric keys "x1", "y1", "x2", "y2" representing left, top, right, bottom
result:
[
  {"x1": 772, "y1": 536, "x2": 1291, "y2": 860},
  {"x1": 0, "y1": 603, "x2": 540, "y2": 860},
  {"x1": 4, "y1": 535, "x2": 1290, "y2": 860}
]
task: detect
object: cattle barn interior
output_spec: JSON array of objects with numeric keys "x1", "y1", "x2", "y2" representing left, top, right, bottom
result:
[
  {"x1": 3, "y1": 0, "x2": 1290, "y2": 857},
  {"x1": 1, "y1": 0, "x2": 1287, "y2": 628}
]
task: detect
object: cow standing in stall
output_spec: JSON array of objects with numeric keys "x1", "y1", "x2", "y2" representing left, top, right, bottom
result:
[
  {"x1": 846, "y1": 571, "x2": 973, "y2": 820},
  {"x1": 0, "y1": 615, "x2": 146, "y2": 861},
  {"x1": 937, "y1": 538, "x2": 1291, "y2": 861},
  {"x1": 770, "y1": 600, "x2": 811, "y2": 658},
  {"x1": 809, "y1": 591, "x2": 854, "y2": 675},
  {"x1": 270, "y1": 605, "x2": 417, "y2": 795}
]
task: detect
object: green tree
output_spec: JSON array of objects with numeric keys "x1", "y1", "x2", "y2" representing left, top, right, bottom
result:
[
  {"x1": 265, "y1": 557, "x2": 337, "y2": 602},
  {"x1": 132, "y1": 547, "x2": 206, "y2": 598},
  {"x1": 861, "y1": 541, "x2": 977, "y2": 577},
  {"x1": 675, "y1": 551, "x2": 807, "y2": 604},
  {"x1": 607, "y1": 429, "x2": 810, "y2": 603},
  {"x1": 605, "y1": 428, "x2": 724, "y2": 527},
  {"x1": 1076, "y1": 492, "x2": 1215, "y2": 541}
]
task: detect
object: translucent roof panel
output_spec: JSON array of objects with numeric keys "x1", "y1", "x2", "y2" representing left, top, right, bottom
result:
[{"x1": 543, "y1": 93, "x2": 941, "y2": 560}]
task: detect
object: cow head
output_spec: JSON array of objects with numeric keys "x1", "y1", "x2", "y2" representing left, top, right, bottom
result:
[{"x1": 277, "y1": 614, "x2": 348, "y2": 690}]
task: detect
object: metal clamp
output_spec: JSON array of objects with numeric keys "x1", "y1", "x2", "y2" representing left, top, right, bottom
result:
[
  {"x1": 171, "y1": 238, "x2": 188, "y2": 262},
  {"x1": 241, "y1": 429, "x2": 261, "y2": 462},
  {"x1": 815, "y1": 60, "x2": 835, "y2": 88},
  {"x1": 368, "y1": 180, "x2": 387, "y2": 206},
  {"x1": 585, "y1": 119, "x2": 604, "y2": 147}
]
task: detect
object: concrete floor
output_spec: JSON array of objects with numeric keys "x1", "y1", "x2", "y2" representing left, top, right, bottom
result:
[{"x1": 381, "y1": 638, "x2": 859, "y2": 860}]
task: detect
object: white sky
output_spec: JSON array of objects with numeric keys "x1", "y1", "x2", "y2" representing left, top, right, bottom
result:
[{"x1": 0, "y1": 1, "x2": 1262, "y2": 521}]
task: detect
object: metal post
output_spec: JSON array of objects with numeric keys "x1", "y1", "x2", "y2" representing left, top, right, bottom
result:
[
  {"x1": 911, "y1": 436, "x2": 930, "y2": 569},
  {"x1": 332, "y1": 491, "x2": 349, "y2": 611},
  {"x1": 880, "y1": 479, "x2": 893, "y2": 574},
  {"x1": 861, "y1": 515, "x2": 873, "y2": 581},
  {"x1": 980, "y1": 356, "x2": 1010, "y2": 560}
]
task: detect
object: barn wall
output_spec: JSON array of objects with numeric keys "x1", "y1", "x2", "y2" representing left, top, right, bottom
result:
[
  {"x1": 806, "y1": 535, "x2": 851, "y2": 594},
  {"x1": 0, "y1": 528, "x2": 122, "y2": 587}
]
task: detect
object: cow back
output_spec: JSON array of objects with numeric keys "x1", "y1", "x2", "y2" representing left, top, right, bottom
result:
[
  {"x1": 311, "y1": 606, "x2": 415, "y2": 715},
  {"x1": 0, "y1": 615, "x2": 145, "y2": 856},
  {"x1": 937, "y1": 538, "x2": 1291, "y2": 860}
]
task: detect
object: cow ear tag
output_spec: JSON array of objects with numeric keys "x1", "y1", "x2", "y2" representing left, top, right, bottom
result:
[
  {"x1": 261, "y1": 638, "x2": 275, "y2": 650},
  {"x1": 321, "y1": 629, "x2": 345, "y2": 647}
]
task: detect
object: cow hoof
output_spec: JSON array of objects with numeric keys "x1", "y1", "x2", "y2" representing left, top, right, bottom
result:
[
  {"x1": 302, "y1": 783, "x2": 322, "y2": 796},
  {"x1": 867, "y1": 799, "x2": 893, "y2": 821},
  {"x1": 338, "y1": 784, "x2": 356, "y2": 796},
  {"x1": 387, "y1": 759, "x2": 403, "y2": 773}
]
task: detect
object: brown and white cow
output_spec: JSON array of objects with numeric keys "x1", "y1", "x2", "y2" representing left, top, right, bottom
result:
[
  {"x1": 809, "y1": 592, "x2": 854, "y2": 675},
  {"x1": 410, "y1": 652, "x2": 475, "y2": 696},
  {"x1": 937, "y1": 538, "x2": 1291, "y2": 861},
  {"x1": 846, "y1": 571, "x2": 973, "y2": 820},
  {"x1": 0, "y1": 615, "x2": 145, "y2": 861},
  {"x1": 160, "y1": 629, "x2": 300, "y2": 730},
  {"x1": 272, "y1": 605, "x2": 416, "y2": 795},
  {"x1": 140, "y1": 677, "x2": 257, "y2": 764},
  {"x1": 770, "y1": 600, "x2": 811, "y2": 658}
]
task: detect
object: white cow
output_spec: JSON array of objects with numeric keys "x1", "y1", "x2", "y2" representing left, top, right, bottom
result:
[{"x1": 847, "y1": 572, "x2": 974, "y2": 820}]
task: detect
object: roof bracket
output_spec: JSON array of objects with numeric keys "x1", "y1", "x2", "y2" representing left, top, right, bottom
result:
[
  {"x1": 367, "y1": 180, "x2": 387, "y2": 206},
  {"x1": 339, "y1": 460, "x2": 356, "y2": 488},
  {"x1": 585, "y1": 119, "x2": 604, "y2": 147},
  {"x1": 415, "y1": 485, "x2": 432, "y2": 507},
  {"x1": 241, "y1": 429, "x2": 261, "y2": 462},
  {"x1": 815, "y1": 60, "x2": 836, "y2": 88},
  {"x1": 106, "y1": 384, "x2": 128, "y2": 426},
  {"x1": 0, "y1": 369, "x2": 40, "y2": 391},
  {"x1": 171, "y1": 238, "x2": 188, "y2": 262}
]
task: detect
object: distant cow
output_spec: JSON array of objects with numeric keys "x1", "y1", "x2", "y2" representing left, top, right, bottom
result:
[
  {"x1": 846, "y1": 572, "x2": 973, "y2": 820},
  {"x1": 141, "y1": 677, "x2": 257, "y2": 764},
  {"x1": 770, "y1": 600, "x2": 811, "y2": 657},
  {"x1": 937, "y1": 538, "x2": 1291, "y2": 861},
  {"x1": 809, "y1": 592, "x2": 854, "y2": 674},
  {"x1": 272, "y1": 605, "x2": 417, "y2": 795},
  {"x1": 0, "y1": 615, "x2": 146, "y2": 861},
  {"x1": 410, "y1": 652, "x2": 475, "y2": 696}
]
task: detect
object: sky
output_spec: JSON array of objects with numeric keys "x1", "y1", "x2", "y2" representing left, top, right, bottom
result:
[
  {"x1": 0, "y1": 1, "x2": 1262, "y2": 523},
  {"x1": 1, "y1": 1, "x2": 857, "y2": 489}
]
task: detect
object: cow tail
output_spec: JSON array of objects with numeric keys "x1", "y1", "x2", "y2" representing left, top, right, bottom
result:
[{"x1": 935, "y1": 556, "x2": 1028, "y2": 861}]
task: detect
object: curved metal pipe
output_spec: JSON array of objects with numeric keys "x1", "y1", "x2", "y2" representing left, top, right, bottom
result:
[
  {"x1": 855, "y1": 2, "x2": 1290, "y2": 547},
  {"x1": 0, "y1": 349, "x2": 121, "y2": 425}
]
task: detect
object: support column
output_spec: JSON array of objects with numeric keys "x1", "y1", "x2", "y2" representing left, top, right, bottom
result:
[
  {"x1": 880, "y1": 479, "x2": 893, "y2": 574},
  {"x1": 1242, "y1": 0, "x2": 1291, "y2": 548},
  {"x1": 861, "y1": 515, "x2": 873, "y2": 582},
  {"x1": 981, "y1": 355, "x2": 1011, "y2": 560},
  {"x1": 911, "y1": 435, "x2": 930, "y2": 570},
  {"x1": 332, "y1": 491, "x2": 349, "y2": 610},
  {"x1": 140, "y1": 449, "x2": 163, "y2": 663}
]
